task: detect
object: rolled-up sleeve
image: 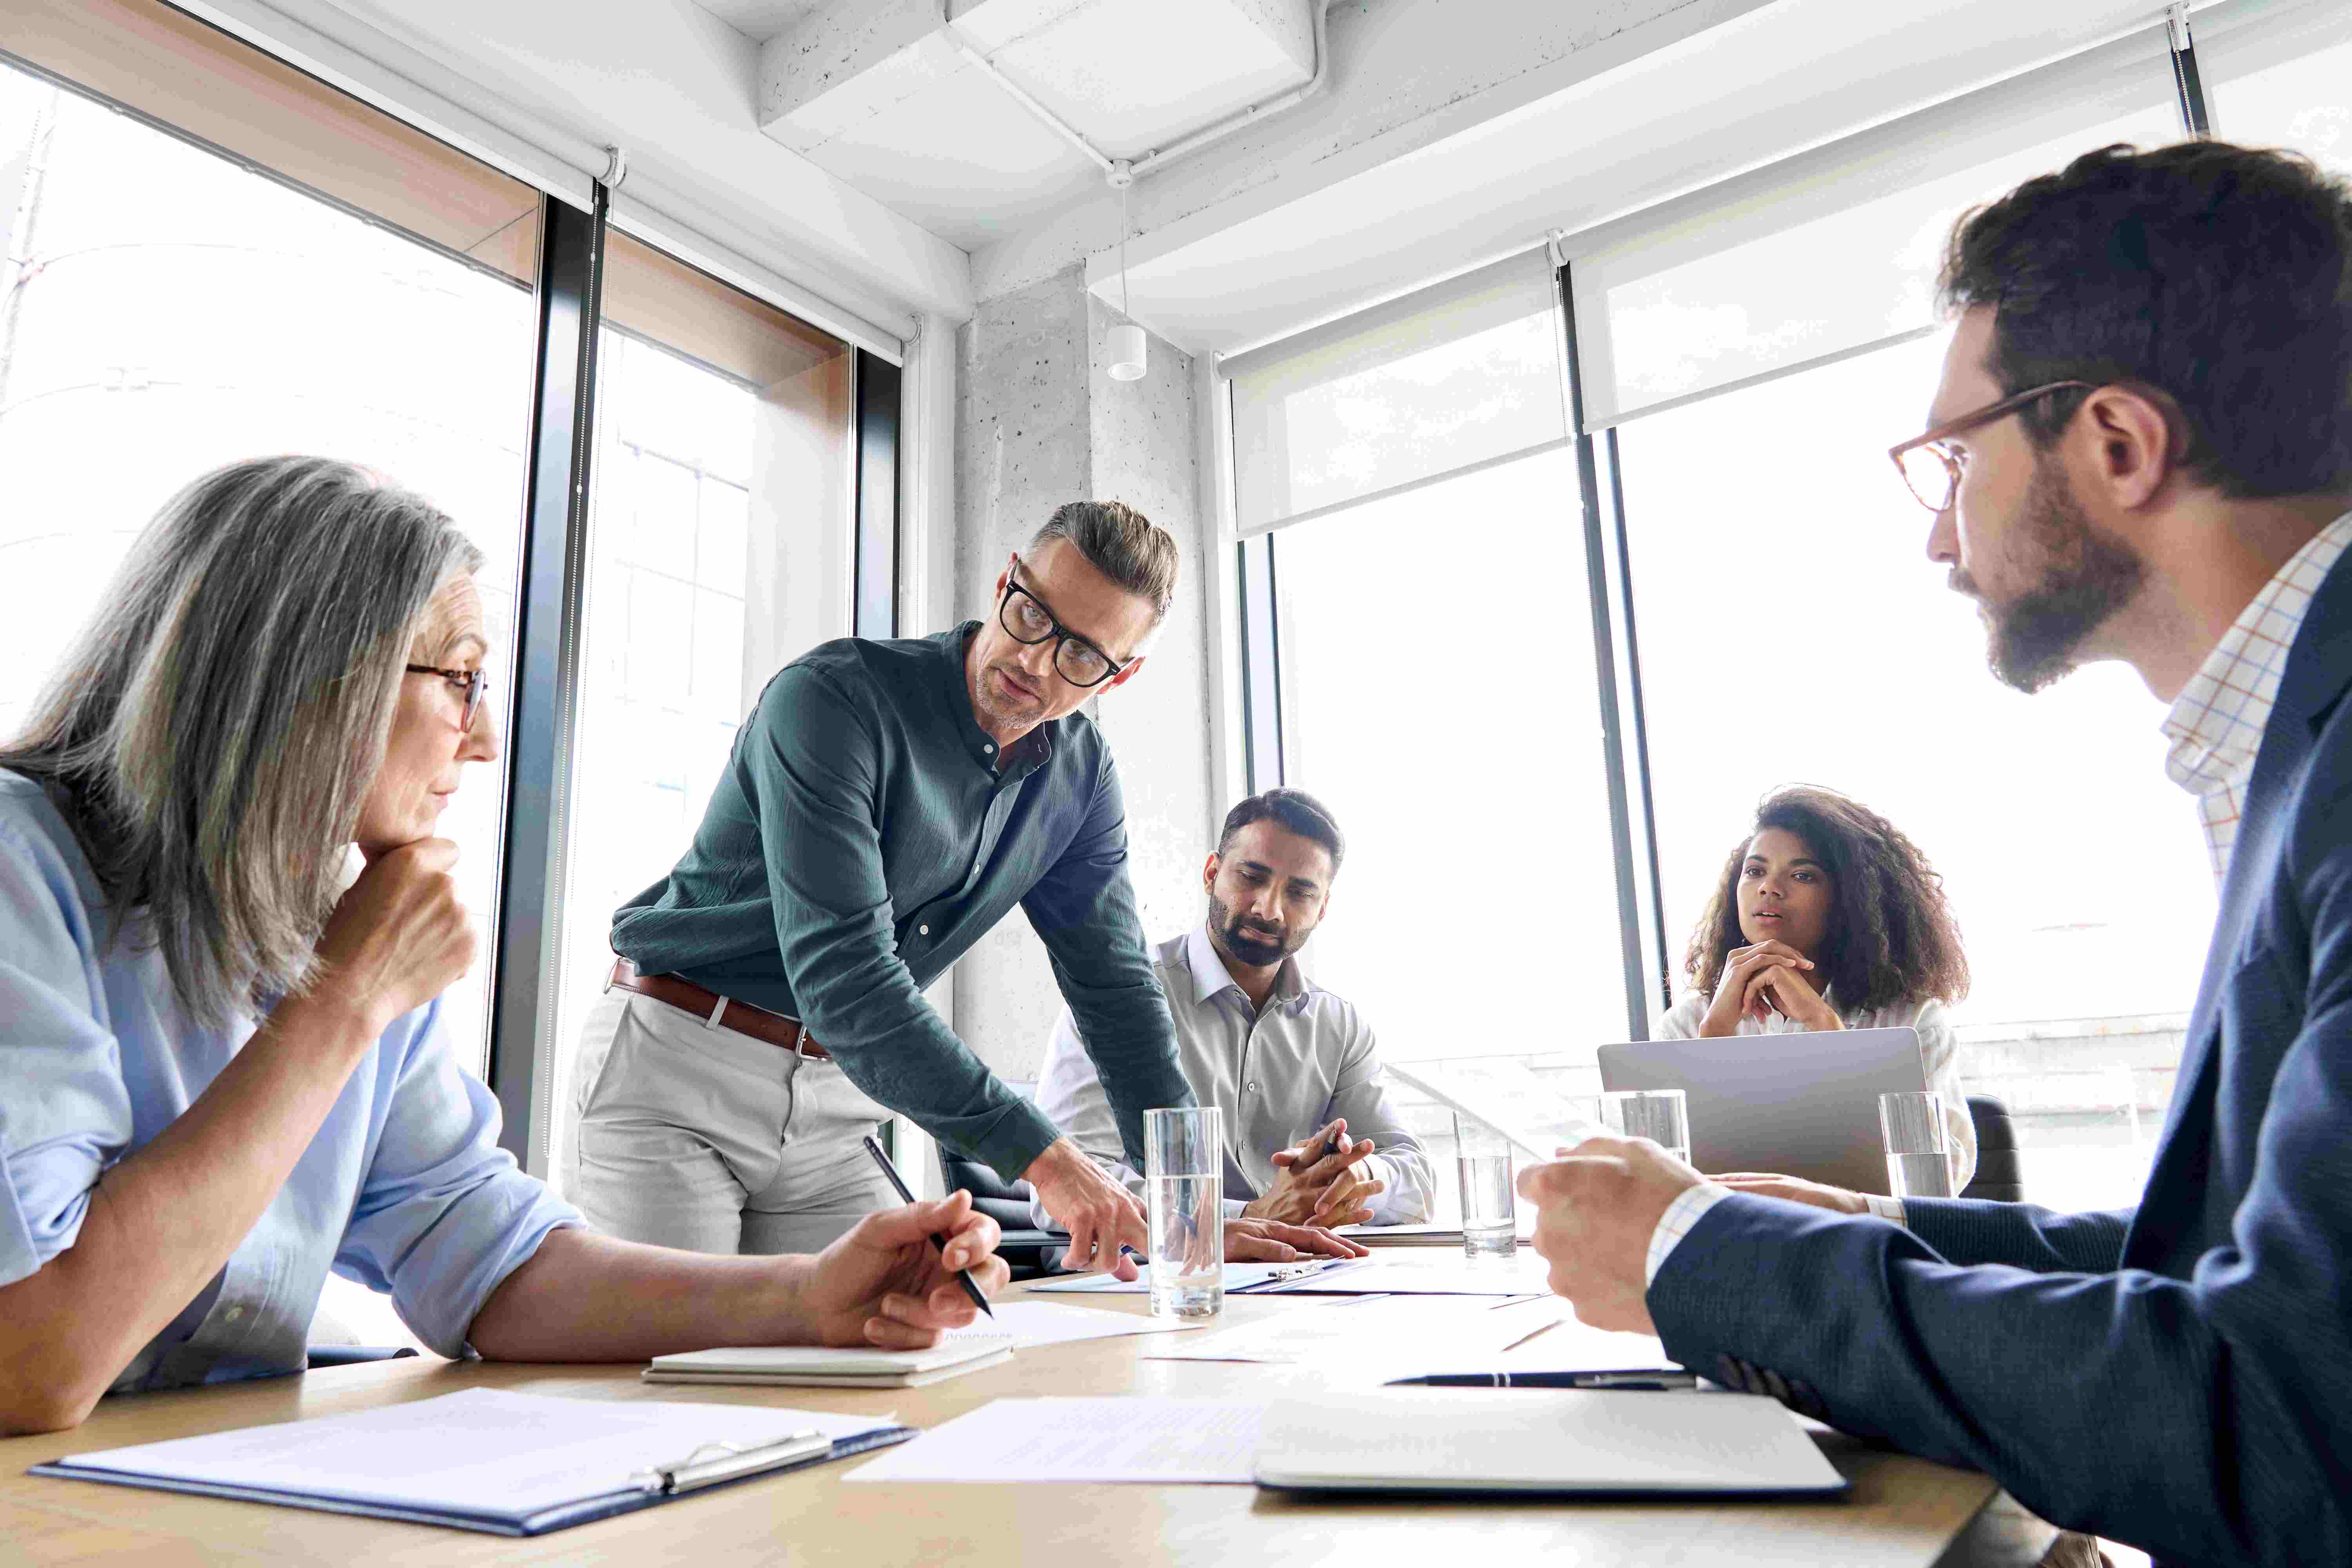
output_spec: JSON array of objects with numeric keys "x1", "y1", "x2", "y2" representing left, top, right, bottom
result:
[
  {"x1": 0, "y1": 818, "x2": 126, "y2": 1289},
  {"x1": 332, "y1": 1002, "x2": 580, "y2": 1358},
  {"x1": 1022, "y1": 756, "x2": 1191, "y2": 1172}
]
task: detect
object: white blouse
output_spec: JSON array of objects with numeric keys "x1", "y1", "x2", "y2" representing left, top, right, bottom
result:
[{"x1": 1652, "y1": 990, "x2": 1977, "y2": 1192}]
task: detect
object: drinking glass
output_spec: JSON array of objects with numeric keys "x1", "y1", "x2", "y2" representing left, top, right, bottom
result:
[
  {"x1": 1453, "y1": 1114, "x2": 1516, "y2": 1258},
  {"x1": 1144, "y1": 1106, "x2": 1223, "y2": 1317},
  {"x1": 1596, "y1": 1089, "x2": 1691, "y2": 1161},
  {"x1": 1879, "y1": 1091, "x2": 1953, "y2": 1200}
]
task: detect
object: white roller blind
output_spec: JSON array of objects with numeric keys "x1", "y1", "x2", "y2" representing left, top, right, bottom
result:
[
  {"x1": 1223, "y1": 249, "x2": 1568, "y2": 537},
  {"x1": 2197, "y1": 0, "x2": 2352, "y2": 172},
  {"x1": 1568, "y1": 23, "x2": 2183, "y2": 430}
]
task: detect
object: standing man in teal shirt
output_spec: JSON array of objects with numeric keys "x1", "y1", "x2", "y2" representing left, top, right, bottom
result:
[{"x1": 569, "y1": 503, "x2": 1354, "y2": 1273}]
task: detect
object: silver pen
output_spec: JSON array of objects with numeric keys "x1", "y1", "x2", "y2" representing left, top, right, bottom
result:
[{"x1": 632, "y1": 1429, "x2": 833, "y2": 1495}]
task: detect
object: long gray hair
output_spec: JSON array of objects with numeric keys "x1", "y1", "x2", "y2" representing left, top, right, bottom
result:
[{"x1": 1, "y1": 456, "x2": 483, "y2": 1027}]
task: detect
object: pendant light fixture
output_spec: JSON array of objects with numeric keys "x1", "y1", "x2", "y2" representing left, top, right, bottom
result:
[{"x1": 1105, "y1": 161, "x2": 1145, "y2": 382}]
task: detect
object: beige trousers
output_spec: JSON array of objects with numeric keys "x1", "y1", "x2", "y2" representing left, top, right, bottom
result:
[{"x1": 565, "y1": 989, "x2": 896, "y2": 1256}]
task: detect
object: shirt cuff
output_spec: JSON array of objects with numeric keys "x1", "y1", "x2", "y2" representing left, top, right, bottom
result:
[
  {"x1": 1862, "y1": 1193, "x2": 1909, "y2": 1225},
  {"x1": 1644, "y1": 1182, "x2": 1730, "y2": 1287}
]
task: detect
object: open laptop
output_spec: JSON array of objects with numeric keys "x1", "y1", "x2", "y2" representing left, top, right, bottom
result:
[{"x1": 1596, "y1": 1028, "x2": 1929, "y2": 1195}]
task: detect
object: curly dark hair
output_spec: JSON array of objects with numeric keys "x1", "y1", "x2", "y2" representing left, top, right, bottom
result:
[{"x1": 1684, "y1": 785, "x2": 1970, "y2": 1016}]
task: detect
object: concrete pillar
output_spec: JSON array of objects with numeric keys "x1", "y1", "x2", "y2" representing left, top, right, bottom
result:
[{"x1": 951, "y1": 261, "x2": 1212, "y2": 1089}]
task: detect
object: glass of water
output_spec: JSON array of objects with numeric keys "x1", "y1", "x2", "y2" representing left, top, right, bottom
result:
[
  {"x1": 1144, "y1": 1106, "x2": 1223, "y2": 1317},
  {"x1": 1596, "y1": 1089, "x2": 1690, "y2": 1161},
  {"x1": 1453, "y1": 1114, "x2": 1516, "y2": 1258},
  {"x1": 1879, "y1": 1091, "x2": 1953, "y2": 1200}
]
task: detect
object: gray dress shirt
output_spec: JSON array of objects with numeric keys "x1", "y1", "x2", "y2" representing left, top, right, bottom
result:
[{"x1": 1030, "y1": 924, "x2": 1433, "y2": 1225}]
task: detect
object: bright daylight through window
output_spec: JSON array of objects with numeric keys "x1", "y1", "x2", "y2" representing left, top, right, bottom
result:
[{"x1": 0, "y1": 33, "x2": 536, "y2": 1079}]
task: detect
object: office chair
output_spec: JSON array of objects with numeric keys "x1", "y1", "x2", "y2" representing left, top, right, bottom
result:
[
  {"x1": 935, "y1": 1145, "x2": 1073, "y2": 1279},
  {"x1": 1959, "y1": 1094, "x2": 2025, "y2": 1203}
]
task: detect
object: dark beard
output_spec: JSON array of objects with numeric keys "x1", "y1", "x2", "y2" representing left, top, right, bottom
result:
[
  {"x1": 1956, "y1": 457, "x2": 2145, "y2": 693},
  {"x1": 1209, "y1": 893, "x2": 1302, "y2": 967}
]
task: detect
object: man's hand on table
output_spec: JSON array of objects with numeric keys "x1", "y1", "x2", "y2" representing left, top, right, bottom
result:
[
  {"x1": 1708, "y1": 1172, "x2": 1869, "y2": 1214},
  {"x1": 1224, "y1": 1216, "x2": 1368, "y2": 1262},
  {"x1": 1244, "y1": 1116, "x2": 1386, "y2": 1229},
  {"x1": 1023, "y1": 1136, "x2": 1148, "y2": 1279},
  {"x1": 1517, "y1": 1134, "x2": 1706, "y2": 1336},
  {"x1": 789, "y1": 1191, "x2": 1009, "y2": 1349}
]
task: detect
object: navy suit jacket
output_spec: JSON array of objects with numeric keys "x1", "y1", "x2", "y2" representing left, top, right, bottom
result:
[{"x1": 1651, "y1": 546, "x2": 2352, "y2": 1567}]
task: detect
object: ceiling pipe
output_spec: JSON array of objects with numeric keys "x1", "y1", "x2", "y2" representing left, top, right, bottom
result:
[
  {"x1": 944, "y1": 0, "x2": 1345, "y2": 188},
  {"x1": 1122, "y1": 0, "x2": 1340, "y2": 183}
]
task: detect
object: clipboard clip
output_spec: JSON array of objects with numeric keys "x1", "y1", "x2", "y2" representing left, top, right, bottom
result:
[{"x1": 632, "y1": 1429, "x2": 832, "y2": 1495}]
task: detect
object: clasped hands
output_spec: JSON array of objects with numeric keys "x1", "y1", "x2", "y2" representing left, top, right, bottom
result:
[
  {"x1": 1245, "y1": 1116, "x2": 1386, "y2": 1228},
  {"x1": 1518, "y1": 1136, "x2": 1870, "y2": 1336}
]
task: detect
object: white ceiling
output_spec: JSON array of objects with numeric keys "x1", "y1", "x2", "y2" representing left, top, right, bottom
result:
[
  {"x1": 755, "y1": 0, "x2": 1319, "y2": 250},
  {"x1": 695, "y1": 0, "x2": 825, "y2": 43},
  {"x1": 1087, "y1": 0, "x2": 2201, "y2": 358}
]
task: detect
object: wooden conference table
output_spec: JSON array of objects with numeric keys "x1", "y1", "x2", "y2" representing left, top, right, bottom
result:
[{"x1": 1, "y1": 1270, "x2": 2057, "y2": 1567}]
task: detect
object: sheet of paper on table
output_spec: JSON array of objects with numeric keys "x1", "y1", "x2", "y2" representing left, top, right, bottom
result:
[
  {"x1": 1143, "y1": 1295, "x2": 1678, "y2": 1374},
  {"x1": 1025, "y1": 1258, "x2": 1360, "y2": 1295},
  {"x1": 1342, "y1": 1218, "x2": 1535, "y2": 1247},
  {"x1": 846, "y1": 1397, "x2": 1265, "y2": 1485},
  {"x1": 943, "y1": 1301, "x2": 1206, "y2": 1348},
  {"x1": 1250, "y1": 1254, "x2": 1548, "y2": 1296}
]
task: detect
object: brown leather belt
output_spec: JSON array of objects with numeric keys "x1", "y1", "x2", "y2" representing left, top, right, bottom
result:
[{"x1": 606, "y1": 958, "x2": 831, "y2": 1059}]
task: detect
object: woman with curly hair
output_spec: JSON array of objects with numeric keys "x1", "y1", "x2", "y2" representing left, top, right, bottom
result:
[{"x1": 1657, "y1": 784, "x2": 1976, "y2": 1189}]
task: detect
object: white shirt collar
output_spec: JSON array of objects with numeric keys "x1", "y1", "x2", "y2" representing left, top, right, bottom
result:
[{"x1": 1182, "y1": 921, "x2": 1309, "y2": 1010}]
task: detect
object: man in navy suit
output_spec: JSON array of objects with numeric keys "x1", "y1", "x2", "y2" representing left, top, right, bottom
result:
[{"x1": 1522, "y1": 141, "x2": 2352, "y2": 1567}]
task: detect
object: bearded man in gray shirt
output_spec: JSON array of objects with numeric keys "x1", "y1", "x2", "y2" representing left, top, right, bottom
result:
[{"x1": 1033, "y1": 788, "x2": 1434, "y2": 1244}]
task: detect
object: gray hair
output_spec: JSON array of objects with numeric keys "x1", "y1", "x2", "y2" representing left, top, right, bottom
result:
[
  {"x1": 1027, "y1": 501, "x2": 1180, "y2": 623},
  {"x1": 0, "y1": 456, "x2": 482, "y2": 1028}
]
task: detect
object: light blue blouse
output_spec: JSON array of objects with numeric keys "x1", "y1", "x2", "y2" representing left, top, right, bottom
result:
[{"x1": 0, "y1": 770, "x2": 580, "y2": 1393}]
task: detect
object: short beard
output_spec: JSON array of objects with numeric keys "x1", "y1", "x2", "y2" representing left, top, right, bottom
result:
[
  {"x1": 1957, "y1": 457, "x2": 2145, "y2": 693},
  {"x1": 1209, "y1": 893, "x2": 1304, "y2": 968}
]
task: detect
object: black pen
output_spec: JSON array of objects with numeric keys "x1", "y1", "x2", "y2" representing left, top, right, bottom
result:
[
  {"x1": 1385, "y1": 1370, "x2": 1699, "y2": 1390},
  {"x1": 860, "y1": 1134, "x2": 993, "y2": 1319}
]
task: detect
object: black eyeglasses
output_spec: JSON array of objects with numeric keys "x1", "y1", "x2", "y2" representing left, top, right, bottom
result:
[
  {"x1": 405, "y1": 664, "x2": 489, "y2": 731},
  {"x1": 1888, "y1": 380, "x2": 2096, "y2": 513},
  {"x1": 997, "y1": 557, "x2": 1132, "y2": 688}
]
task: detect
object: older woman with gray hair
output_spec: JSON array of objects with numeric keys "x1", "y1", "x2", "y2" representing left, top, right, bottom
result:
[{"x1": 0, "y1": 456, "x2": 1005, "y2": 1436}]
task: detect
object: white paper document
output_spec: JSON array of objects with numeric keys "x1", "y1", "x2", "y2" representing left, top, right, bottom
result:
[
  {"x1": 1026, "y1": 1257, "x2": 1363, "y2": 1295},
  {"x1": 848, "y1": 1397, "x2": 1266, "y2": 1485},
  {"x1": 49, "y1": 1389, "x2": 893, "y2": 1525},
  {"x1": 1253, "y1": 1254, "x2": 1548, "y2": 1296},
  {"x1": 946, "y1": 1301, "x2": 1205, "y2": 1348},
  {"x1": 1142, "y1": 1294, "x2": 1658, "y2": 1370}
]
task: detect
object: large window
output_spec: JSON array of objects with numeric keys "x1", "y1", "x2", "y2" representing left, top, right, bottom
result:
[
  {"x1": 1269, "y1": 446, "x2": 1619, "y2": 1062},
  {"x1": 1236, "y1": 13, "x2": 2223, "y2": 1214},
  {"x1": 546, "y1": 233, "x2": 854, "y2": 1192},
  {"x1": 2, "y1": 1, "x2": 897, "y2": 1194},
  {"x1": 1617, "y1": 336, "x2": 2205, "y2": 1212},
  {"x1": 0, "y1": 7, "x2": 538, "y2": 1074}
]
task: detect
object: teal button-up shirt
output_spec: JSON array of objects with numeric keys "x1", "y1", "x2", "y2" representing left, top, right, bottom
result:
[{"x1": 611, "y1": 624, "x2": 1191, "y2": 1179}]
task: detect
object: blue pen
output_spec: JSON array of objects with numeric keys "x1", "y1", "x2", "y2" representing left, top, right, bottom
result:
[{"x1": 1385, "y1": 1370, "x2": 1699, "y2": 1390}]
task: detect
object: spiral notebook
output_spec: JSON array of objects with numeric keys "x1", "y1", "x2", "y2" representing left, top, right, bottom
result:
[{"x1": 30, "y1": 1388, "x2": 911, "y2": 1537}]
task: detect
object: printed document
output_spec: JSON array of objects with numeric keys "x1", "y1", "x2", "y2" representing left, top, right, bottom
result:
[{"x1": 848, "y1": 1397, "x2": 1265, "y2": 1485}]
